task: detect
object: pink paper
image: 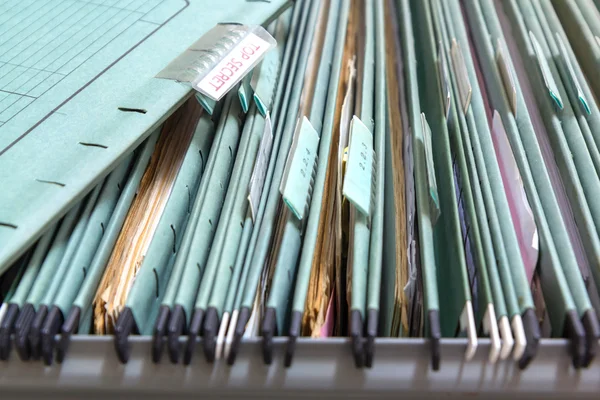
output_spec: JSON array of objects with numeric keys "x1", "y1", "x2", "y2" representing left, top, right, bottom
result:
[
  {"x1": 320, "y1": 289, "x2": 335, "y2": 337},
  {"x1": 491, "y1": 111, "x2": 539, "y2": 283}
]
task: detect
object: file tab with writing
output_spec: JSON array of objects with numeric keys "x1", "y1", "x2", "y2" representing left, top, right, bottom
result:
[
  {"x1": 343, "y1": 116, "x2": 375, "y2": 217},
  {"x1": 280, "y1": 117, "x2": 320, "y2": 221},
  {"x1": 157, "y1": 24, "x2": 276, "y2": 102}
]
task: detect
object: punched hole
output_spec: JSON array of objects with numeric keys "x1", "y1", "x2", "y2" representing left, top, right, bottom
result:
[
  {"x1": 186, "y1": 185, "x2": 191, "y2": 213},
  {"x1": 79, "y1": 142, "x2": 108, "y2": 149},
  {"x1": 82, "y1": 268, "x2": 87, "y2": 280},
  {"x1": 36, "y1": 179, "x2": 65, "y2": 187},
  {"x1": 208, "y1": 219, "x2": 212, "y2": 226},
  {"x1": 153, "y1": 269, "x2": 159, "y2": 298},
  {"x1": 170, "y1": 225, "x2": 176, "y2": 253},
  {"x1": 118, "y1": 107, "x2": 147, "y2": 114}
]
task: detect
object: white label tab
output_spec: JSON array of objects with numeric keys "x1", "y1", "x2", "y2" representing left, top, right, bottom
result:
[
  {"x1": 196, "y1": 32, "x2": 272, "y2": 101},
  {"x1": 248, "y1": 113, "x2": 273, "y2": 222},
  {"x1": 343, "y1": 116, "x2": 375, "y2": 216},
  {"x1": 280, "y1": 117, "x2": 320, "y2": 220}
]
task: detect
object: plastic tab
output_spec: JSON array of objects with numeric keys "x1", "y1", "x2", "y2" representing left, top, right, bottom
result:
[
  {"x1": 248, "y1": 113, "x2": 274, "y2": 221},
  {"x1": 157, "y1": 24, "x2": 276, "y2": 101},
  {"x1": 460, "y1": 301, "x2": 477, "y2": 361},
  {"x1": 195, "y1": 93, "x2": 217, "y2": 116},
  {"x1": 529, "y1": 31, "x2": 563, "y2": 110},
  {"x1": 238, "y1": 72, "x2": 254, "y2": 113},
  {"x1": 421, "y1": 113, "x2": 440, "y2": 225},
  {"x1": 496, "y1": 38, "x2": 517, "y2": 116},
  {"x1": 482, "y1": 304, "x2": 501, "y2": 364},
  {"x1": 555, "y1": 34, "x2": 590, "y2": 115},
  {"x1": 280, "y1": 116, "x2": 320, "y2": 220},
  {"x1": 450, "y1": 39, "x2": 472, "y2": 114},
  {"x1": 343, "y1": 116, "x2": 375, "y2": 216}
]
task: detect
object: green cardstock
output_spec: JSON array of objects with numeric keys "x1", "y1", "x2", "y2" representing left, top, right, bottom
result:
[{"x1": 0, "y1": 0, "x2": 292, "y2": 271}]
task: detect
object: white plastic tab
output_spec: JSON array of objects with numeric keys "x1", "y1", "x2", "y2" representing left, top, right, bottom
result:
[
  {"x1": 460, "y1": 300, "x2": 478, "y2": 361},
  {"x1": 483, "y1": 303, "x2": 501, "y2": 364},
  {"x1": 157, "y1": 24, "x2": 276, "y2": 101},
  {"x1": 512, "y1": 314, "x2": 527, "y2": 361},
  {"x1": 499, "y1": 315, "x2": 514, "y2": 360},
  {"x1": 248, "y1": 113, "x2": 274, "y2": 221}
]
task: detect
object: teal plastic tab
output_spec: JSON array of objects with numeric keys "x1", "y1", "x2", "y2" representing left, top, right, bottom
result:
[
  {"x1": 529, "y1": 31, "x2": 564, "y2": 110},
  {"x1": 421, "y1": 114, "x2": 440, "y2": 224},
  {"x1": 280, "y1": 116, "x2": 320, "y2": 220},
  {"x1": 253, "y1": 9, "x2": 293, "y2": 117},
  {"x1": 196, "y1": 93, "x2": 217, "y2": 116},
  {"x1": 556, "y1": 34, "x2": 590, "y2": 115},
  {"x1": 238, "y1": 72, "x2": 254, "y2": 113},
  {"x1": 343, "y1": 116, "x2": 375, "y2": 217}
]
